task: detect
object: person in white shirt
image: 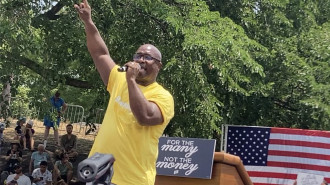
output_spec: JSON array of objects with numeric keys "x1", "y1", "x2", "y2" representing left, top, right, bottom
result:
[
  {"x1": 31, "y1": 161, "x2": 52, "y2": 185},
  {"x1": 6, "y1": 164, "x2": 31, "y2": 185}
]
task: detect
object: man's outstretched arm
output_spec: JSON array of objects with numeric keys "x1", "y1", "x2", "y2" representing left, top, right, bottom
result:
[{"x1": 74, "y1": 0, "x2": 116, "y2": 85}]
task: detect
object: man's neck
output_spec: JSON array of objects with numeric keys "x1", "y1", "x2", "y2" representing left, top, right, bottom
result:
[{"x1": 136, "y1": 79, "x2": 155, "y2": 86}]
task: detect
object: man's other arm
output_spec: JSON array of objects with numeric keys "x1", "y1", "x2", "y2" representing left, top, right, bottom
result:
[{"x1": 127, "y1": 79, "x2": 163, "y2": 126}]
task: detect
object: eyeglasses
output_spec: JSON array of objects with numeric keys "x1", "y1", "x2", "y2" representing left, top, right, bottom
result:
[{"x1": 133, "y1": 54, "x2": 159, "y2": 62}]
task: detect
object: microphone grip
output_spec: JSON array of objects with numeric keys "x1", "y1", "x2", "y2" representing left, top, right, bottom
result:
[{"x1": 117, "y1": 66, "x2": 127, "y2": 72}]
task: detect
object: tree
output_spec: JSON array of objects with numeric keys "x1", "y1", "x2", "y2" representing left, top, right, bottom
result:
[
  {"x1": 208, "y1": 0, "x2": 330, "y2": 128},
  {"x1": 0, "y1": 75, "x2": 13, "y2": 125}
]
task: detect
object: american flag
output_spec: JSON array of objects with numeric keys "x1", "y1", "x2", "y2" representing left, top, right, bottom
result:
[{"x1": 224, "y1": 125, "x2": 330, "y2": 185}]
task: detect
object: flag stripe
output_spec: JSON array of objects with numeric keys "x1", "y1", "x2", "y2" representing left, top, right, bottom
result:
[
  {"x1": 268, "y1": 155, "x2": 330, "y2": 166},
  {"x1": 270, "y1": 133, "x2": 330, "y2": 143},
  {"x1": 248, "y1": 172, "x2": 330, "y2": 182},
  {"x1": 248, "y1": 172, "x2": 330, "y2": 185},
  {"x1": 271, "y1": 127, "x2": 330, "y2": 137},
  {"x1": 268, "y1": 161, "x2": 330, "y2": 172},
  {"x1": 250, "y1": 177, "x2": 294, "y2": 185},
  {"x1": 268, "y1": 144, "x2": 330, "y2": 155},
  {"x1": 248, "y1": 171, "x2": 296, "y2": 179},
  {"x1": 268, "y1": 150, "x2": 330, "y2": 160},
  {"x1": 245, "y1": 166, "x2": 330, "y2": 177},
  {"x1": 270, "y1": 139, "x2": 330, "y2": 149}
]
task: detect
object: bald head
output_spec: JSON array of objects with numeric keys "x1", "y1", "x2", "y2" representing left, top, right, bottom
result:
[{"x1": 136, "y1": 44, "x2": 162, "y2": 62}]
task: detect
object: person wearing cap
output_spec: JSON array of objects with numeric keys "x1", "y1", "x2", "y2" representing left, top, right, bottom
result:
[
  {"x1": 74, "y1": 0, "x2": 175, "y2": 184},
  {"x1": 43, "y1": 91, "x2": 67, "y2": 148},
  {"x1": 31, "y1": 161, "x2": 52, "y2": 185},
  {"x1": 23, "y1": 120, "x2": 35, "y2": 151},
  {"x1": 5, "y1": 164, "x2": 31, "y2": 185}
]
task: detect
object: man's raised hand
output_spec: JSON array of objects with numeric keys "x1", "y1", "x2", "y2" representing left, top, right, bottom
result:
[{"x1": 74, "y1": 0, "x2": 92, "y2": 22}]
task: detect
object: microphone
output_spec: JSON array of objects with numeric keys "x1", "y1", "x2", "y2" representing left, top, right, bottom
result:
[{"x1": 117, "y1": 66, "x2": 127, "y2": 72}]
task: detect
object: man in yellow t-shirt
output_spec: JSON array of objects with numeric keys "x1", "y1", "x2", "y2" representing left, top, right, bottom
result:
[{"x1": 74, "y1": 0, "x2": 175, "y2": 184}]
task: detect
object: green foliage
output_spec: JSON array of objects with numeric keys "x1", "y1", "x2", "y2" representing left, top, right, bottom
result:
[{"x1": 212, "y1": 0, "x2": 330, "y2": 129}]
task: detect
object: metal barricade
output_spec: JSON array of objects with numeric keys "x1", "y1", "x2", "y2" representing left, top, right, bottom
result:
[
  {"x1": 8, "y1": 98, "x2": 86, "y2": 134},
  {"x1": 84, "y1": 108, "x2": 104, "y2": 136},
  {"x1": 61, "y1": 104, "x2": 85, "y2": 133},
  {"x1": 93, "y1": 108, "x2": 104, "y2": 136}
]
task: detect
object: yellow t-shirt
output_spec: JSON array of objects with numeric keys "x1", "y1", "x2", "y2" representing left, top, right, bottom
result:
[{"x1": 89, "y1": 65, "x2": 174, "y2": 185}]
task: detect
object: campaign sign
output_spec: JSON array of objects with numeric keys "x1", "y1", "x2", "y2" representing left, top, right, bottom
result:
[{"x1": 156, "y1": 137, "x2": 216, "y2": 179}]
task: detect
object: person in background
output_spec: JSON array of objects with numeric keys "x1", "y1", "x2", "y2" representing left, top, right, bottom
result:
[
  {"x1": 43, "y1": 91, "x2": 67, "y2": 148},
  {"x1": 57, "y1": 124, "x2": 78, "y2": 162},
  {"x1": 14, "y1": 118, "x2": 26, "y2": 146},
  {"x1": 74, "y1": 0, "x2": 175, "y2": 184},
  {"x1": 29, "y1": 144, "x2": 51, "y2": 175},
  {"x1": 5, "y1": 164, "x2": 31, "y2": 185},
  {"x1": 23, "y1": 120, "x2": 35, "y2": 151},
  {"x1": 5, "y1": 142, "x2": 23, "y2": 174},
  {"x1": 0, "y1": 121, "x2": 5, "y2": 144},
  {"x1": 31, "y1": 161, "x2": 52, "y2": 185},
  {"x1": 1, "y1": 142, "x2": 23, "y2": 184},
  {"x1": 53, "y1": 153, "x2": 73, "y2": 185}
]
